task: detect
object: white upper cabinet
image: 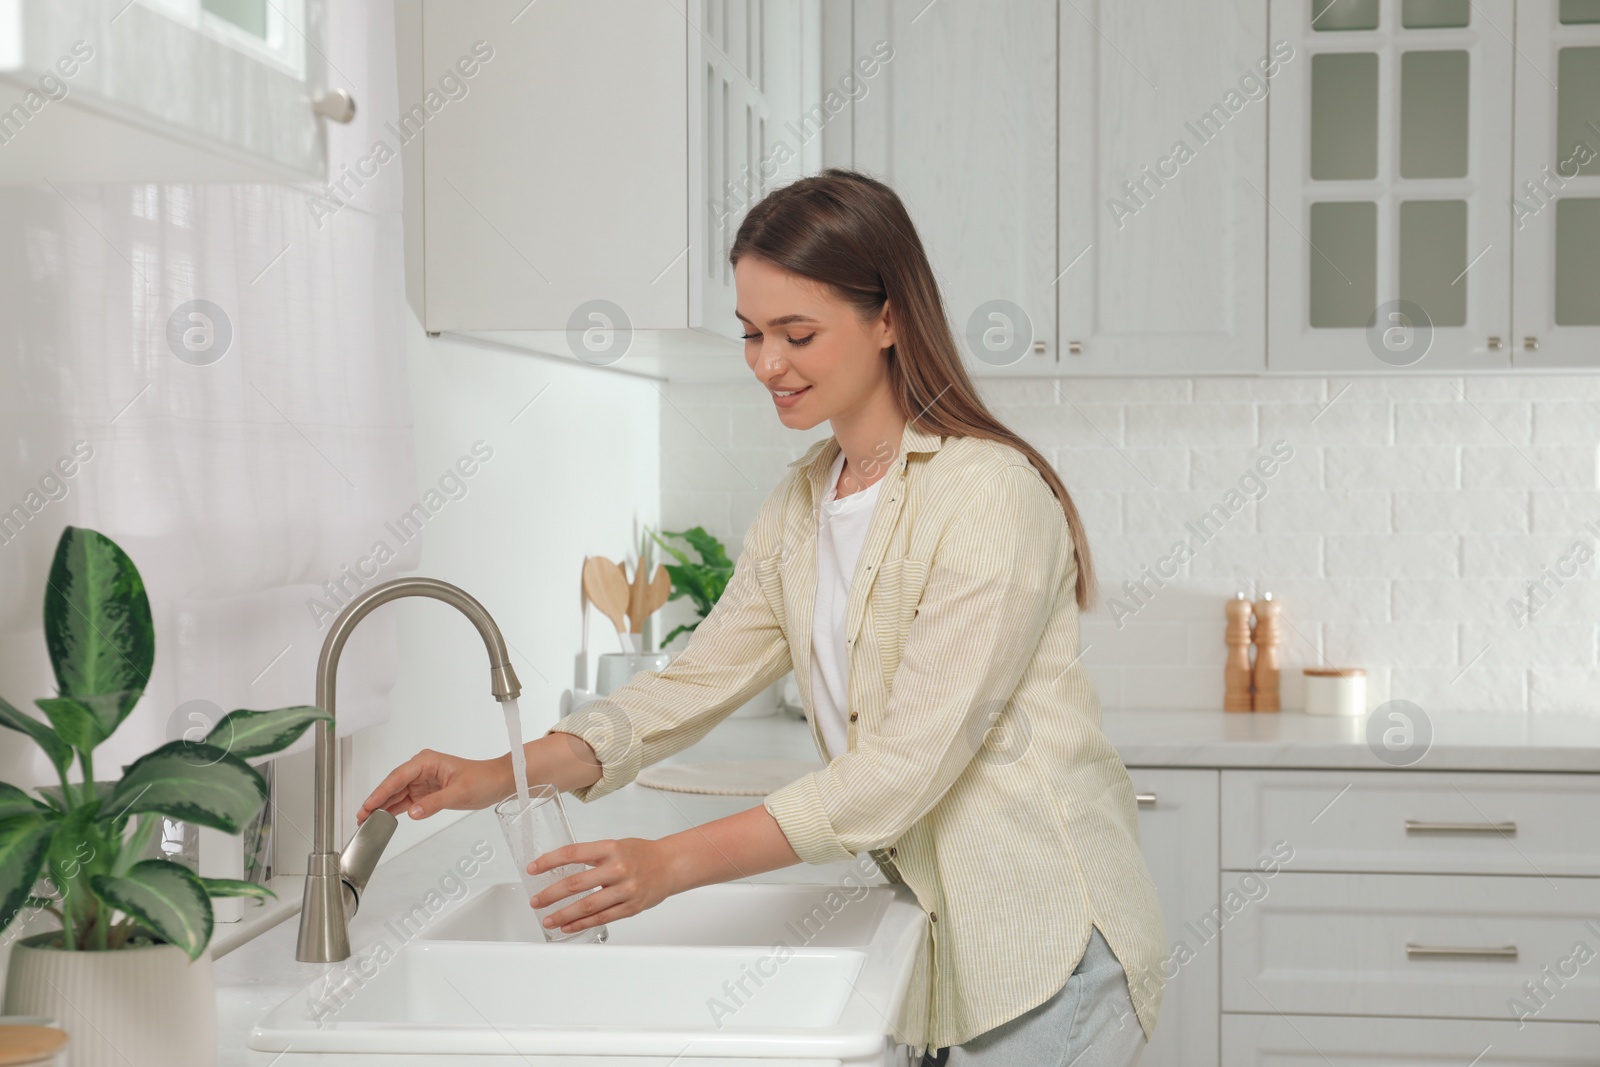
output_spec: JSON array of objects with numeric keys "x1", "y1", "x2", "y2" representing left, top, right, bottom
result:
[
  {"x1": 1269, "y1": 0, "x2": 1523, "y2": 372},
  {"x1": 0, "y1": 0, "x2": 339, "y2": 184},
  {"x1": 1512, "y1": 1, "x2": 1600, "y2": 366},
  {"x1": 849, "y1": 0, "x2": 1059, "y2": 379},
  {"x1": 1058, "y1": 0, "x2": 1268, "y2": 375},
  {"x1": 411, "y1": 0, "x2": 819, "y2": 379}
]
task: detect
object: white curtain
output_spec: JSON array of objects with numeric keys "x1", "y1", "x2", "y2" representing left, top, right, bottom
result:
[{"x1": 0, "y1": 1, "x2": 415, "y2": 788}]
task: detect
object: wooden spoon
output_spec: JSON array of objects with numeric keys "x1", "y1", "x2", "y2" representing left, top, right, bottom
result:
[
  {"x1": 582, "y1": 556, "x2": 631, "y2": 647},
  {"x1": 627, "y1": 563, "x2": 672, "y2": 634}
]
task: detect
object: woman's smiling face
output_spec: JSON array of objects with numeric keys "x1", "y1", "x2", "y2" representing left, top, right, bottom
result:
[{"x1": 735, "y1": 255, "x2": 896, "y2": 431}]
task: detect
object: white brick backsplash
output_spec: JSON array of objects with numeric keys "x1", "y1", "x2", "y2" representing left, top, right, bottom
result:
[
  {"x1": 1462, "y1": 534, "x2": 1600, "y2": 578},
  {"x1": 1192, "y1": 445, "x2": 1322, "y2": 491},
  {"x1": 1261, "y1": 402, "x2": 1392, "y2": 446},
  {"x1": 1125, "y1": 403, "x2": 1256, "y2": 446},
  {"x1": 1391, "y1": 579, "x2": 1511, "y2": 624},
  {"x1": 1005, "y1": 404, "x2": 1125, "y2": 448},
  {"x1": 976, "y1": 378, "x2": 1058, "y2": 405},
  {"x1": 1327, "y1": 446, "x2": 1459, "y2": 490},
  {"x1": 1329, "y1": 376, "x2": 1467, "y2": 403},
  {"x1": 1467, "y1": 376, "x2": 1600, "y2": 401},
  {"x1": 1266, "y1": 578, "x2": 1393, "y2": 622},
  {"x1": 1192, "y1": 377, "x2": 1324, "y2": 403},
  {"x1": 1532, "y1": 401, "x2": 1600, "y2": 443},
  {"x1": 1459, "y1": 622, "x2": 1598, "y2": 667},
  {"x1": 1125, "y1": 491, "x2": 1259, "y2": 535},
  {"x1": 1393, "y1": 491, "x2": 1530, "y2": 533},
  {"x1": 1395, "y1": 402, "x2": 1533, "y2": 445},
  {"x1": 1080, "y1": 620, "x2": 1189, "y2": 664},
  {"x1": 1529, "y1": 490, "x2": 1600, "y2": 534},
  {"x1": 1071, "y1": 490, "x2": 1123, "y2": 537},
  {"x1": 1325, "y1": 623, "x2": 1458, "y2": 667},
  {"x1": 1059, "y1": 447, "x2": 1188, "y2": 491},
  {"x1": 1061, "y1": 378, "x2": 1191, "y2": 403},
  {"x1": 1118, "y1": 665, "x2": 1226, "y2": 709},
  {"x1": 1388, "y1": 667, "x2": 1527, "y2": 712},
  {"x1": 1529, "y1": 667, "x2": 1600, "y2": 712},
  {"x1": 661, "y1": 376, "x2": 1596, "y2": 714},
  {"x1": 1184, "y1": 533, "x2": 1322, "y2": 580},
  {"x1": 1461, "y1": 445, "x2": 1600, "y2": 488},
  {"x1": 1326, "y1": 535, "x2": 1459, "y2": 577},
  {"x1": 1256, "y1": 491, "x2": 1391, "y2": 533}
]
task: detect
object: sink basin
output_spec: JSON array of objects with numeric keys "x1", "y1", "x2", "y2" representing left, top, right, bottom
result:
[
  {"x1": 249, "y1": 881, "x2": 926, "y2": 1065},
  {"x1": 423, "y1": 882, "x2": 895, "y2": 947}
]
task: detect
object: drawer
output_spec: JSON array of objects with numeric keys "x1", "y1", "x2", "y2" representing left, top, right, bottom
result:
[
  {"x1": 1221, "y1": 871, "x2": 1600, "y2": 1021},
  {"x1": 1223, "y1": 1013, "x2": 1600, "y2": 1065},
  {"x1": 1222, "y1": 770, "x2": 1600, "y2": 875}
]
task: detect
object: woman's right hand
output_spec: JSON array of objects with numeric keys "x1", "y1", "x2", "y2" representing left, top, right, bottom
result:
[{"x1": 356, "y1": 748, "x2": 512, "y2": 825}]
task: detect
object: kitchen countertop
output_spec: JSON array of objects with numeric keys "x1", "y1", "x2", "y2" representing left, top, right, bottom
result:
[{"x1": 212, "y1": 705, "x2": 1600, "y2": 1060}]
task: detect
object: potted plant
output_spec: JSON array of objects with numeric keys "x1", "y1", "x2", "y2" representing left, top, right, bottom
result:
[
  {"x1": 0, "y1": 526, "x2": 329, "y2": 1067},
  {"x1": 649, "y1": 525, "x2": 786, "y2": 718}
]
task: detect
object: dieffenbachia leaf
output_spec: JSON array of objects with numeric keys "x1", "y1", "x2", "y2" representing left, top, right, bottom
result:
[
  {"x1": 0, "y1": 814, "x2": 57, "y2": 931},
  {"x1": 0, "y1": 694, "x2": 72, "y2": 779},
  {"x1": 108, "y1": 742, "x2": 267, "y2": 833},
  {"x1": 197, "y1": 877, "x2": 275, "y2": 903},
  {"x1": 0, "y1": 783, "x2": 50, "y2": 821},
  {"x1": 91, "y1": 860, "x2": 212, "y2": 960},
  {"x1": 203, "y1": 706, "x2": 330, "y2": 761},
  {"x1": 43, "y1": 527, "x2": 154, "y2": 729},
  {"x1": 34, "y1": 697, "x2": 110, "y2": 755}
]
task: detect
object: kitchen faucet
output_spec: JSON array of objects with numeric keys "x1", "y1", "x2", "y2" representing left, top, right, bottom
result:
[{"x1": 295, "y1": 577, "x2": 522, "y2": 963}]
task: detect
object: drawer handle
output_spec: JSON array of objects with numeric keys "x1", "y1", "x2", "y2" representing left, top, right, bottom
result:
[
  {"x1": 1135, "y1": 793, "x2": 1157, "y2": 806},
  {"x1": 1406, "y1": 943, "x2": 1518, "y2": 961},
  {"x1": 1404, "y1": 820, "x2": 1516, "y2": 836}
]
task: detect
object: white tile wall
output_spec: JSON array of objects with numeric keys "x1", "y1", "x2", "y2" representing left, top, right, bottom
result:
[{"x1": 660, "y1": 376, "x2": 1600, "y2": 715}]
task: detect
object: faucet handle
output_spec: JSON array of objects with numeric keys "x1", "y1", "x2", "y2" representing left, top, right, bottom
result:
[{"x1": 338, "y1": 809, "x2": 397, "y2": 917}]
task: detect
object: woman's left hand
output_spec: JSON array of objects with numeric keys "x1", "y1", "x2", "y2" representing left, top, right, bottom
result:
[{"x1": 527, "y1": 837, "x2": 680, "y2": 934}]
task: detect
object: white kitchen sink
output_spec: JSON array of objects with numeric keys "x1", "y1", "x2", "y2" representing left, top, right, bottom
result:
[{"x1": 248, "y1": 881, "x2": 926, "y2": 1066}]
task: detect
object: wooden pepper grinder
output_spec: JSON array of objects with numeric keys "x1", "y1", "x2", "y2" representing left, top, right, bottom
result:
[
  {"x1": 1224, "y1": 592, "x2": 1254, "y2": 712},
  {"x1": 1252, "y1": 592, "x2": 1282, "y2": 712}
]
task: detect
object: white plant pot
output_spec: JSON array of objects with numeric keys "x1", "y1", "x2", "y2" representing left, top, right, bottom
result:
[{"x1": 2, "y1": 933, "x2": 216, "y2": 1067}]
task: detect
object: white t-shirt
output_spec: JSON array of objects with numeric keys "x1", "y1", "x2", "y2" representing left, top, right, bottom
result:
[{"x1": 812, "y1": 449, "x2": 885, "y2": 760}]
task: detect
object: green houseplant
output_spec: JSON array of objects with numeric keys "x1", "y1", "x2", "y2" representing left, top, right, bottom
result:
[
  {"x1": 647, "y1": 525, "x2": 734, "y2": 647},
  {"x1": 0, "y1": 526, "x2": 329, "y2": 1066}
]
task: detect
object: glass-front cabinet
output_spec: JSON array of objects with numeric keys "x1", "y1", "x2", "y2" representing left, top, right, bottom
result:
[
  {"x1": 1513, "y1": 0, "x2": 1600, "y2": 366},
  {"x1": 1270, "y1": 0, "x2": 1600, "y2": 371},
  {"x1": 1269, "y1": 0, "x2": 1514, "y2": 371}
]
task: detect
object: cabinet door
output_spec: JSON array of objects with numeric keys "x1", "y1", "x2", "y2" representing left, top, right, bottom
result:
[
  {"x1": 1267, "y1": 0, "x2": 1513, "y2": 371},
  {"x1": 850, "y1": 0, "x2": 1057, "y2": 379},
  {"x1": 0, "y1": 0, "x2": 329, "y2": 184},
  {"x1": 1223, "y1": 1013, "x2": 1600, "y2": 1065},
  {"x1": 1129, "y1": 768, "x2": 1219, "y2": 1067},
  {"x1": 1058, "y1": 0, "x2": 1267, "y2": 374},
  {"x1": 421, "y1": 1, "x2": 689, "y2": 333},
  {"x1": 689, "y1": 0, "x2": 820, "y2": 344},
  {"x1": 1512, "y1": 2, "x2": 1600, "y2": 366}
]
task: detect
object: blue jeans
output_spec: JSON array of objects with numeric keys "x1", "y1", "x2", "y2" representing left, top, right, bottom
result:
[{"x1": 920, "y1": 926, "x2": 1146, "y2": 1067}]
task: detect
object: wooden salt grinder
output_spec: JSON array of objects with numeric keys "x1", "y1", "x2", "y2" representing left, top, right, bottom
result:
[
  {"x1": 1252, "y1": 592, "x2": 1282, "y2": 712},
  {"x1": 1224, "y1": 592, "x2": 1254, "y2": 712}
]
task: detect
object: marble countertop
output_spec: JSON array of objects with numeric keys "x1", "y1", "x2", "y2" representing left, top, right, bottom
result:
[{"x1": 212, "y1": 705, "x2": 1600, "y2": 1059}]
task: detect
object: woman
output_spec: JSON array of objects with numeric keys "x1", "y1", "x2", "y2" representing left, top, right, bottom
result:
[{"x1": 357, "y1": 168, "x2": 1165, "y2": 1065}]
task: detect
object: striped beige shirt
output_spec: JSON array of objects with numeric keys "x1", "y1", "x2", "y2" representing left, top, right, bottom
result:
[{"x1": 547, "y1": 421, "x2": 1166, "y2": 1054}]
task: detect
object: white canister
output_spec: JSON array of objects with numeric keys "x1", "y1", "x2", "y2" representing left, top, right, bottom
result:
[{"x1": 1302, "y1": 667, "x2": 1367, "y2": 717}]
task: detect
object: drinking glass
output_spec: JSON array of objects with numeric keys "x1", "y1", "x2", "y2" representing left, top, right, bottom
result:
[{"x1": 492, "y1": 784, "x2": 608, "y2": 944}]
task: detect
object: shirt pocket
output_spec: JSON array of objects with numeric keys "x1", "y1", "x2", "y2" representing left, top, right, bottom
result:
[{"x1": 865, "y1": 555, "x2": 932, "y2": 681}]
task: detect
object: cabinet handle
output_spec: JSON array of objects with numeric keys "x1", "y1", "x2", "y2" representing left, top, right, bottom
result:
[
  {"x1": 1404, "y1": 819, "x2": 1516, "y2": 835},
  {"x1": 1032, "y1": 341, "x2": 1047, "y2": 354},
  {"x1": 1067, "y1": 340, "x2": 1084, "y2": 355},
  {"x1": 1486, "y1": 336, "x2": 1503, "y2": 350},
  {"x1": 313, "y1": 89, "x2": 358, "y2": 124},
  {"x1": 1135, "y1": 793, "x2": 1157, "y2": 806},
  {"x1": 1524, "y1": 336, "x2": 1540, "y2": 352},
  {"x1": 1406, "y1": 943, "x2": 1518, "y2": 961}
]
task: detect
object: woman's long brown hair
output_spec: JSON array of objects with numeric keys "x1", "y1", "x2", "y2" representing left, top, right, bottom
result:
[{"x1": 730, "y1": 167, "x2": 1098, "y2": 610}]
